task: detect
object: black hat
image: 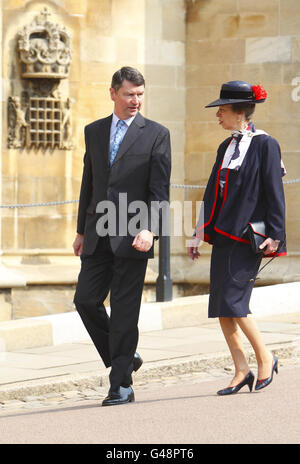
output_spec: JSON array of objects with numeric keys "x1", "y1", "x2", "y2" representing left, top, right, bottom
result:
[{"x1": 205, "y1": 80, "x2": 267, "y2": 108}]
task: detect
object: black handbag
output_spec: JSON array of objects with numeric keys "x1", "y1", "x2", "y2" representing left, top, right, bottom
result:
[
  {"x1": 230, "y1": 222, "x2": 284, "y2": 283},
  {"x1": 243, "y1": 221, "x2": 267, "y2": 254}
]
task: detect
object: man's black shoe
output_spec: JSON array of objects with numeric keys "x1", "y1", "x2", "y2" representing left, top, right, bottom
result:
[
  {"x1": 133, "y1": 352, "x2": 143, "y2": 372},
  {"x1": 102, "y1": 386, "x2": 135, "y2": 406}
]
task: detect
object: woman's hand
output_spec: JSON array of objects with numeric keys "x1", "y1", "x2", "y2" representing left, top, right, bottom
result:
[
  {"x1": 187, "y1": 236, "x2": 201, "y2": 260},
  {"x1": 259, "y1": 237, "x2": 280, "y2": 255}
]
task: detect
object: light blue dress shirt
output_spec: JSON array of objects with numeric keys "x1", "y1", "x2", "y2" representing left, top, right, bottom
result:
[{"x1": 109, "y1": 112, "x2": 136, "y2": 154}]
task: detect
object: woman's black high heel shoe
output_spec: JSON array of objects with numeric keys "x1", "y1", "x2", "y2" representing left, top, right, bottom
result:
[
  {"x1": 255, "y1": 355, "x2": 278, "y2": 391},
  {"x1": 217, "y1": 371, "x2": 255, "y2": 396}
]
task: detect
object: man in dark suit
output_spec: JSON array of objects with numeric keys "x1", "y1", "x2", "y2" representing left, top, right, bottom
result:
[{"x1": 73, "y1": 67, "x2": 171, "y2": 406}]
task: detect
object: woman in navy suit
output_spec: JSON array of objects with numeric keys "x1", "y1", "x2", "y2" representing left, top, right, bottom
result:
[{"x1": 188, "y1": 81, "x2": 286, "y2": 395}]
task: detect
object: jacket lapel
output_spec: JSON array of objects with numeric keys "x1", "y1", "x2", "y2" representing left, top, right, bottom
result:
[
  {"x1": 91, "y1": 115, "x2": 112, "y2": 168},
  {"x1": 112, "y1": 112, "x2": 145, "y2": 165},
  {"x1": 233, "y1": 137, "x2": 258, "y2": 189}
]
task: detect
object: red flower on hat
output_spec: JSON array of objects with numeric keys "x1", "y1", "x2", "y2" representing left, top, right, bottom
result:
[{"x1": 252, "y1": 85, "x2": 267, "y2": 101}]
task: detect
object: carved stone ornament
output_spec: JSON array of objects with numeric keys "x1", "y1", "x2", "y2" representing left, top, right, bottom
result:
[
  {"x1": 8, "y1": 8, "x2": 74, "y2": 150},
  {"x1": 18, "y1": 7, "x2": 72, "y2": 80},
  {"x1": 7, "y1": 96, "x2": 29, "y2": 149}
]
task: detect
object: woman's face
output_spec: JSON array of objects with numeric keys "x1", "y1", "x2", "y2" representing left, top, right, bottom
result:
[{"x1": 216, "y1": 105, "x2": 242, "y2": 130}]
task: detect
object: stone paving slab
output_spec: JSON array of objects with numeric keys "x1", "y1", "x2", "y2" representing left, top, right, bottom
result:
[
  {"x1": 1, "y1": 321, "x2": 299, "y2": 388},
  {"x1": 1, "y1": 282, "x2": 299, "y2": 351}
]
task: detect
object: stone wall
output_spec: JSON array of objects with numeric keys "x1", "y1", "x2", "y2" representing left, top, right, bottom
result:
[
  {"x1": 184, "y1": 0, "x2": 300, "y2": 283},
  {"x1": 1, "y1": 1, "x2": 81, "y2": 252},
  {"x1": 1, "y1": 0, "x2": 186, "y2": 256}
]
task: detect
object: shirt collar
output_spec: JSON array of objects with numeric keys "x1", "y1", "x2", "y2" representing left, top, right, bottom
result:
[
  {"x1": 232, "y1": 122, "x2": 256, "y2": 139},
  {"x1": 112, "y1": 112, "x2": 136, "y2": 127}
]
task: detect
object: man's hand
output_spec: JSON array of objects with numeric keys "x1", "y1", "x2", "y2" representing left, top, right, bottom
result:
[
  {"x1": 132, "y1": 230, "x2": 154, "y2": 252},
  {"x1": 259, "y1": 237, "x2": 280, "y2": 255},
  {"x1": 73, "y1": 234, "x2": 84, "y2": 256},
  {"x1": 187, "y1": 236, "x2": 201, "y2": 261}
]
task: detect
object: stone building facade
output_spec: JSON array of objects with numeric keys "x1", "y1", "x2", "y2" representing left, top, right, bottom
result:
[{"x1": 0, "y1": 0, "x2": 299, "y2": 319}]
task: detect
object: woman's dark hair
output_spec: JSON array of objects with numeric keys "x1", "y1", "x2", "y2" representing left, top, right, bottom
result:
[
  {"x1": 231, "y1": 102, "x2": 256, "y2": 121},
  {"x1": 111, "y1": 67, "x2": 145, "y2": 91}
]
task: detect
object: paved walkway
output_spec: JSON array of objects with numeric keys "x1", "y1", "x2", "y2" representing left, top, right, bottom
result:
[
  {"x1": 1, "y1": 365, "x2": 300, "y2": 444},
  {"x1": 0, "y1": 312, "x2": 300, "y2": 410}
]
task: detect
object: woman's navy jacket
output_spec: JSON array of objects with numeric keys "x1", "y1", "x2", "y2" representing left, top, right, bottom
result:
[{"x1": 196, "y1": 134, "x2": 286, "y2": 257}]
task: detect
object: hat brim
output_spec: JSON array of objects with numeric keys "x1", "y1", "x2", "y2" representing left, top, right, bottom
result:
[{"x1": 205, "y1": 98, "x2": 266, "y2": 108}]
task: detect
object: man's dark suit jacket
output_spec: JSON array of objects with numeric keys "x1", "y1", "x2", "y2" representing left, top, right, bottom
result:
[{"x1": 76, "y1": 112, "x2": 171, "y2": 258}]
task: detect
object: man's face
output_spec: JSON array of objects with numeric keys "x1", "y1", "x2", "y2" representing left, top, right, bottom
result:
[{"x1": 110, "y1": 79, "x2": 145, "y2": 120}]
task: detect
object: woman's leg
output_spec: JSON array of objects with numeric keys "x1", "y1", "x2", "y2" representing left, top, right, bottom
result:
[
  {"x1": 234, "y1": 315, "x2": 273, "y2": 379},
  {"x1": 219, "y1": 317, "x2": 250, "y2": 386}
]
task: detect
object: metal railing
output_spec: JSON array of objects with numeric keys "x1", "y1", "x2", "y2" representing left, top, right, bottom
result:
[
  {"x1": 0, "y1": 178, "x2": 299, "y2": 209},
  {"x1": 0, "y1": 178, "x2": 299, "y2": 301}
]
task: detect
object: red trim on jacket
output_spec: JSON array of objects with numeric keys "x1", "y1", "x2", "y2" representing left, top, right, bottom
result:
[
  {"x1": 214, "y1": 226, "x2": 251, "y2": 244},
  {"x1": 264, "y1": 251, "x2": 287, "y2": 258},
  {"x1": 248, "y1": 222, "x2": 267, "y2": 238},
  {"x1": 219, "y1": 167, "x2": 230, "y2": 212},
  {"x1": 196, "y1": 161, "x2": 222, "y2": 238},
  {"x1": 212, "y1": 160, "x2": 250, "y2": 244},
  {"x1": 204, "y1": 233, "x2": 211, "y2": 243}
]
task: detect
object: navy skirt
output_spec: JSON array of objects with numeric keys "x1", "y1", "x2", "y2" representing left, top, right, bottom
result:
[{"x1": 208, "y1": 240, "x2": 262, "y2": 318}]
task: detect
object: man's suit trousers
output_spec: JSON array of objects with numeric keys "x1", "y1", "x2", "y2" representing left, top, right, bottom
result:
[{"x1": 73, "y1": 237, "x2": 148, "y2": 392}]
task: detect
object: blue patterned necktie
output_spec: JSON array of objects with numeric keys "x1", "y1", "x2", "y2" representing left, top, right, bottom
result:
[{"x1": 110, "y1": 119, "x2": 127, "y2": 166}]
